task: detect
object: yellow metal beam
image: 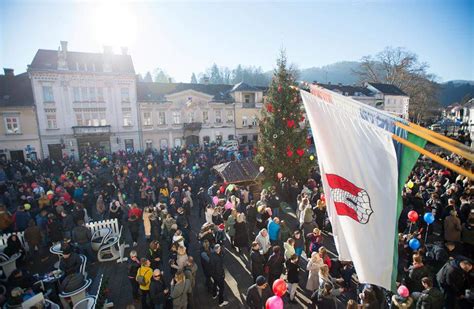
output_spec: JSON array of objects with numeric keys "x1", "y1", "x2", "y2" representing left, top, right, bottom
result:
[
  {"x1": 395, "y1": 122, "x2": 474, "y2": 162},
  {"x1": 392, "y1": 134, "x2": 474, "y2": 179}
]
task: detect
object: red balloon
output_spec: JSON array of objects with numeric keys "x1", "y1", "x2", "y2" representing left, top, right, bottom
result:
[
  {"x1": 47, "y1": 194, "x2": 54, "y2": 200},
  {"x1": 320, "y1": 193, "x2": 325, "y2": 202},
  {"x1": 408, "y1": 210, "x2": 419, "y2": 223},
  {"x1": 142, "y1": 177, "x2": 148, "y2": 183},
  {"x1": 272, "y1": 278, "x2": 287, "y2": 297},
  {"x1": 60, "y1": 174, "x2": 67, "y2": 181}
]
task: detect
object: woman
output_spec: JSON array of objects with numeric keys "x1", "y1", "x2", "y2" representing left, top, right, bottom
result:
[
  {"x1": 250, "y1": 241, "x2": 265, "y2": 283},
  {"x1": 319, "y1": 246, "x2": 332, "y2": 269},
  {"x1": 147, "y1": 240, "x2": 163, "y2": 270},
  {"x1": 306, "y1": 252, "x2": 324, "y2": 292},
  {"x1": 311, "y1": 282, "x2": 337, "y2": 309},
  {"x1": 307, "y1": 228, "x2": 323, "y2": 254},
  {"x1": 143, "y1": 206, "x2": 153, "y2": 241},
  {"x1": 200, "y1": 240, "x2": 213, "y2": 292},
  {"x1": 127, "y1": 250, "x2": 141, "y2": 301},
  {"x1": 444, "y1": 210, "x2": 462, "y2": 243},
  {"x1": 176, "y1": 245, "x2": 188, "y2": 271},
  {"x1": 225, "y1": 209, "x2": 237, "y2": 246},
  {"x1": 234, "y1": 213, "x2": 249, "y2": 253},
  {"x1": 318, "y1": 265, "x2": 344, "y2": 296},
  {"x1": 170, "y1": 270, "x2": 191, "y2": 309},
  {"x1": 279, "y1": 220, "x2": 291, "y2": 243},
  {"x1": 96, "y1": 194, "x2": 105, "y2": 220},
  {"x1": 314, "y1": 199, "x2": 327, "y2": 230},
  {"x1": 136, "y1": 258, "x2": 153, "y2": 309},
  {"x1": 267, "y1": 246, "x2": 285, "y2": 287},
  {"x1": 205, "y1": 204, "x2": 214, "y2": 224},
  {"x1": 283, "y1": 238, "x2": 296, "y2": 261},
  {"x1": 286, "y1": 254, "x2": 300, "y2": 303},
  {"x1": 3, "y1": 234, "x2": 25, "y2": 259},
  {"x1": 149, "y1": 209, "x2": 162, "y2": 241},
  {"x1": 293, "y1": 230, "x2": 305, "y2": 257},
  {"x1": 128, "y1": 215, "x2": 140, "y2": 247},
  {"x1": 169, "y1": 243, "x2": 179, "y2": 278}
]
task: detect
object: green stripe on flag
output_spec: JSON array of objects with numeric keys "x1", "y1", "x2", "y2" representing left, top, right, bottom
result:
[{"x1": 391, "y1": 132, "x2": 427, "y2": 291}]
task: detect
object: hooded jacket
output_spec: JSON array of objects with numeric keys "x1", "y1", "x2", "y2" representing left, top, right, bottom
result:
[
  {"x1": 255, "y1": 230, "x2": 271, "y2": 255},
  {"x1": 283, "y1": 241, "x2": 295, "y2": 260}
]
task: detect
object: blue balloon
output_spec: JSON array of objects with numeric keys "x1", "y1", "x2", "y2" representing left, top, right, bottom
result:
[
  {"x1": 409, "y1": 238, "x2": 421, "y2": 250},
  {"x1": 423, "y1": 213, "x2": 435, "y2": 224}
]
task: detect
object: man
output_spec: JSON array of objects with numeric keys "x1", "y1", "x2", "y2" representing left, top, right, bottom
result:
[
  {"x1": 436, "y1": 258, "x2": 472, "y2": 308},
  {"x1": 72, "y1": 220, "x2": 95, "y2": 262},
  {"x1": 267, "y1": 217, "x2": 280, "y2": 246},
  {"x1": 210, "y1": 244, "x2": 228, "y2": 307},
  {"x1": 149, "y1": 269, "x2": 168, "y2": 309},
  {"x1": 250, "y1": 242, "x2": 265, "y2": 283},
  {"x1": 246, "y1": 276, "x2": 272, "y2": 309},
  {"x1": 414, "y1": 277, "x2": 443, "y2": 309},
  {"x1": 246, "y1": 201, "x2": 258, "y2": 236},
  {"x1": 196, "y1": 187, "x2": 208, "y2": 218},
  {"x1": 184, "y1": 257, "x2": 198, "y2": 308},
  {"x1": 59, "y1": 247, "x2": 82, "y2": 276}
]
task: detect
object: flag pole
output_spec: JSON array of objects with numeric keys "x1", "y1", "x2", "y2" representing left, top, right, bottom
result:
[
  {"x1": 392, "y1": 134, "x2": 474, "y2": 179},
  {"x1": 395, "y1": 122, "x2": 474, "y2": 162}
]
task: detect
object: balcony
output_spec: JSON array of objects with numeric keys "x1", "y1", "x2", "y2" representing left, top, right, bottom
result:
[
  {"x1": 183, "y1": 122, "x2": 202, "y2": 131},
  {"x1": 73, "y1": 125, "x2": 111, "y2": 136}
]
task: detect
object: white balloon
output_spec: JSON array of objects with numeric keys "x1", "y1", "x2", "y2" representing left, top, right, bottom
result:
[{"x1": 259, "y1": 166, "x2": 265, "y2": 172}]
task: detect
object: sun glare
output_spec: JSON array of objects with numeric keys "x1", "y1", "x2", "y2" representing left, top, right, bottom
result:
[{"x1": 93, "y1": 1, "x2": 137, "y2": 48}]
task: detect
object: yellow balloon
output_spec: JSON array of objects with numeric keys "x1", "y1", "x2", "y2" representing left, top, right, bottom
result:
[
  {"x1": 147, "y1": 164, "x2": 153, "y2": 170},
  {"x1": 309, "y1": 155, "x2": 315, "y2": 161}
]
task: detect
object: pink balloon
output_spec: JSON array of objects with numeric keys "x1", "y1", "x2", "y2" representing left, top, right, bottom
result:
[
  {"x1": 265, "y1": 296, "x2": 283, "y2": 309},
  {"x1": 225, "y1": 201, "x2": 233, "y2": 210},
  {"x1": 212, "y1": 196, "x2": 219, "y2": 206}
]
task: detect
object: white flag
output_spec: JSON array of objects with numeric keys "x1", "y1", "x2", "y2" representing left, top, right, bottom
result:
[{"x1": 301, "y1": 90, "x2": 399, "y2": 290}]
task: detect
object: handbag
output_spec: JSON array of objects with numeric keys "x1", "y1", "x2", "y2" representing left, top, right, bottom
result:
[{"x1": 136, "y1": 269, "x2": 150, "y2": 286}]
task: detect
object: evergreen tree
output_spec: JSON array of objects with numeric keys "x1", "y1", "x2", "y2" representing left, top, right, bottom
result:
[
  {"x1": 256, "y1": 52, "x2": 310, "y2": 182},
  {"x1": 144, "y1": 71, "x2": 153, "y2": 82},
  {"x1": 190, "y1": 73, "x2": 198, "y2": 84}
]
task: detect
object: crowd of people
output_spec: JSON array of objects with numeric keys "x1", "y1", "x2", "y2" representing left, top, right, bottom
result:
[{"x1": 0, "y1": 145, "x2": 472, "y2": 309}]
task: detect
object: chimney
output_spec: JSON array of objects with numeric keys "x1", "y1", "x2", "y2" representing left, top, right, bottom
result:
[
  {"x1": 3, "y1": 68, "x2": 14, "y2": 76},
  {"x1": 60, "y1": 41, "x2": 68, "y2": 53},
  {"x1": 103, "y1": 46, "x2": 113, "y2": 54},
  {"x1": 121, "y1": 47, "x2": 128, "y2": 55}
]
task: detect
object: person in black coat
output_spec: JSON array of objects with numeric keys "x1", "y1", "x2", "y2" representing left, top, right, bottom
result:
[
  {"x1": 209, "y1": 244, "x2": 228, "y2": 306},
  {"x1": 59, "y1": 247, "x2": 82, "y2": 276},
  {"x1": 267, "y1": 246, "x2": 284, "y2": 287},
  {"x1": 200, "y1": 240, "x2": 212, "y2": 292},
  {"x1": 285, "y1": 254, "x2": 300, "y2": 303},
  {"x1": 234, "y1": 214, "x2": 249, "y2": 253},
  {"x1": 149, "y1": 269, "x2": 169, "y2": 308},
  {"x1": 250, "y1": 242, "x2": 265, "y2": 283},
  {"x1": 436, "y1": 258, "x2": 472, "y2": 309},
  {"x1": 246, "y1": 276, "x2": 273, "y2": 309},
  {"x1": 414, "y1": 277, "x2": 444, "y2": 309},
  {"x1": 246, "y1": 202, "x2": 258, "y2": 236}
]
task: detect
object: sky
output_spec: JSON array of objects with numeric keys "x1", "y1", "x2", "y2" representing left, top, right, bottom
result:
[{"x1": 0, "y1": 0, "x2": 473, "y2": 82}]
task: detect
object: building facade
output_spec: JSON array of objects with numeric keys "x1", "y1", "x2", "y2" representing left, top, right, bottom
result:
[
  {"x1": 316, "y1": 82, "x2": 410, "y2": 119},
  {"x1": 137, "y1": 82, "x2": 264, "y2": 149},
  {"x1": 28, "y1": 41, "x2": 140, "y2": 160},
  {"x1": 0, "y1": 69, "x2": 41, "y2": 162}
]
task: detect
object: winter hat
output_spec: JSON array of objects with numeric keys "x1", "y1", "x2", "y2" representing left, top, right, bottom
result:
[
  {"x1": 256, "y1": 276, "x2": 267, "y2": 286},
  {"x1": 397, "y1": 285, "x2": 409, "y2": 298},
  {"x1": 218, "y1": 224, "x2": 225, "y2": 231}
]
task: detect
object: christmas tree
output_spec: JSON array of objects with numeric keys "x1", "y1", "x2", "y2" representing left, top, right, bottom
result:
[{"x1": 256, "y1": 52, "x2": 311, "y2": 182}]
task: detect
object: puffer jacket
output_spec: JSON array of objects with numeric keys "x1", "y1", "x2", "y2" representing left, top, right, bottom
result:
[{"x1": 283, "y1": 241, "x2": 295, "y2": 260}]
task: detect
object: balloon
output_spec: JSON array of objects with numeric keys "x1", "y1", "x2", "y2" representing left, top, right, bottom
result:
[
  {"x1": 320, "y1": 193, "x2": 325, "y2": 202},
  {"x1": 212, "y1": 196, "x2": 219, "y2": 206},
  {"x1": 272, "y1": 278, "x2": 287, "y2": 297},
  {"x1": 277, "y1": 172, "x2": 283, "y2": 179},
  {"x1": 128, "y1": 163, "x2": 132, "y2": 168},
  {"x1": 407, "y1": 181, "x2": 414, "y2": 189},
  {"x1": 309, "y1": 155, "x2": 315, "y2": 161},
  {"x1": 47, "y1": 194, "x2": 54, "y2": 200},
  {"x1": 138, "y1": 172, "x2": 143, "y2": 177},
  {"x1": 225, "y1": 201, "x2": 233, "y2": 210},
  {"x1": 423, "y1": 212, "x2": 435, "y2": 224},
  {"x1": 397, "y1": 285, "x2": 409, "y2": 298},
  {"x1": 265, "y1": 296, "x2": 283, "y2": 309},
  {"x1": 24, "y1": 203, "x2": 31, "y2": 210},
  {"x1": 142, "y1": 177, "x2": 148, "y2": 183},
  {"x1": 227, "y1": 184, "x2": 235, "y2": 191},
  {"x1": 407, "y1": 210, "x2": 419, "y2": 223},
  {"x1": 77, "y1": 175, "x2": 83, "y2": 181},
  {"x1": 409, "y1": 238, "x2": 420, "y2": 250},
  {"x1": 148, "y1": 164, "x2": 153, "y2": 170},
  {"x1": 259, "y1": 166, "x2": 265, "y2": 173}
]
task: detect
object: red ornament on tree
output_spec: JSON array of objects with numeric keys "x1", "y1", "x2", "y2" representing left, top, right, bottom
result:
[
  {"x1": 306, "y1": 137, "x2": 312, "y2": 146},
  {"x1": 300, "y1": 116, "x2": 305, "y2": 122},
  {"x1": 286, "y1": 119, "x2": 295, "y2": 128},
  {"x1": 266, "y1": 104, "x2": 274, "y2": 113},
  {"x1": 277, "y1": 85, "x2": 283, "y2": 93},
  {"x1": 286, "y1": 146, "x2": 293, "y2": 157},
  {"x1": 296, "y1": 148, "x2": 304, "y2": 157}
]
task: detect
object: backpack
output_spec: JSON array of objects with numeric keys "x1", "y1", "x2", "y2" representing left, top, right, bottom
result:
[
  {"x1": 61, "y1": 273, "x2": 85, "y2": 293},
  {"x1": 136, "y1": 268, "x2": 150, "y2": 286}
]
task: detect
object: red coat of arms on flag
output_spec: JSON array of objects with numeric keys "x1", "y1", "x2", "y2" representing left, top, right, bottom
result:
[{"x1": 326, "y1": 174, "x2": 373, "y2": 224}]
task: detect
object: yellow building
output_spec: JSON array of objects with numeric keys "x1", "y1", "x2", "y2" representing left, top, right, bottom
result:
[{"x1": 0, "y1": 69, "x2": 41, "y2": 161}]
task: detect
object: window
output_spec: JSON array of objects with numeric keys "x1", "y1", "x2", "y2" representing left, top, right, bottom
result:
[
  {"x1": 124, "y1": 139, "x2": 134, "y2": 152},
  {"x1": 253, "y1": 134, "x2": 258, "y2": 142},
  {"x1": 81, "y1": 87, "x2": 88, "y2": 101},
  {"x1": 215, "y1": 110, "x2": 222, "y2": 124},
  {"x1": 122, "y1": 108, "x2": 133, "y2": 126},
  {"x1": 146, "y1": 140, "x2": 153, "y2": 149},
  {"x1": 251, "y1": 116, "x2": 258, "y2": 126},
  {"x1": 244, "y1": 94, "x2": 251, "y2": 103},
  {"x1": 143, "y1": 112, "x2": 152, "y2": 126},
  {"x1": 89, "y1": 88, "x2": 96, "y2": 101},
  {"x1": 173, "y1": 112, "x2": 180, "y2": 124},
  {"x1": 202, "y1": 111, "x2": 209, "y2": 123},
  {"x1": 42, "y1": 86, "x2": 54, "y2": 102},
  {"x1": 242, "y1": 135, "x2": 248, "y2": 143},
  {"x1": 226, "y1": 110, "x2": 234, "y2": 124},
  {"x1": 228, "y1": 135, "x2": 234, "y2": 140},
  {"x1": 174, "y1": 138, "x2": 182, "y2": 147},
  {"x1": 158, "y1": 111, "x2": 166, "y2": 125},
  {"x1": 45, "y1": 109, "x2": 57, "y2": 129},
  {"x1": 97, "y1": 88, "x2": 104, "y2": 101},
  {"x1": 73, "y1": 87, "x2": 81, "y2": 102},
  {"x1": 242, "y1": 116, "x2": 248, "y2": 126},
  {"x1": 188, "y1": 111, "x2": 195, "y2": 123},
  {"x1": 4, "y1": 116, "x2": 20, "y2": 134},
  {"x1": 160, "y1": 139, "x2": 168, "y2": 148},
  {"x1": 121, "y1": 88, "x2": 130, "y2": 102},
  {"x1": 75, "y1": 108, "x2": 106, "y2": 126}
]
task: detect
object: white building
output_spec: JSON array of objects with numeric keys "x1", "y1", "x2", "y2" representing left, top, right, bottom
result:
[
  {"x1": 28, "y1": 41, "x2": 140, "y2": 159},
  {"x1": 138, "y1": 82, "x2": 237, "y2": 149},
  {"x1": 316, "y1": 82, "x2": 410, "y2": 119}
]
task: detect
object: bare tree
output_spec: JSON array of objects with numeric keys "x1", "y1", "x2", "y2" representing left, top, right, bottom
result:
[{"x1": 354, "y1": 47, "x2": 439, "y2": 123}]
